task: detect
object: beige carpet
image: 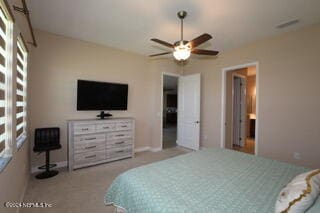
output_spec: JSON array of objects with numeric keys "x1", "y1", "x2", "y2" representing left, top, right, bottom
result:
[{"x1": 22, "y1": 147, "x2": 189, "y2": 213}]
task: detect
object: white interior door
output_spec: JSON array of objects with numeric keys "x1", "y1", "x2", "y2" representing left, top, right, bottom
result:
[
  {"x1": 177, "y1": 73, "x2": 201, "y2": 150},
  {"x1": 232, "y1": 76, "x2": 246, "y2": 147}
]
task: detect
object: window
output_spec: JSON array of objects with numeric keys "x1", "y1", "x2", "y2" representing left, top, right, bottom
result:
[
  {"x1": 0, "y1": 2, "x2": 12, "y2": 157},
  {"x1": 16, "y1": 36, "x2": 27, "y2": 145}
]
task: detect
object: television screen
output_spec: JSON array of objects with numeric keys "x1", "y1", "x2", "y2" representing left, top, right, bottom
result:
[{"x1": 77, "y1": 80, "x2": 128, "y2": 111}]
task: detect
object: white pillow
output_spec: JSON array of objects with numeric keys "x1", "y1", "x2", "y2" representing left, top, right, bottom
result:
[{"x1": 275, "y1": 169, "x2": 320, "y2": 213}]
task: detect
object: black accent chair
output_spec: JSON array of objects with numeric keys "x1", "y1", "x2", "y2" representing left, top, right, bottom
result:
[{"x1": 33, "y1": 128, "x2": 61, "y2": 179}]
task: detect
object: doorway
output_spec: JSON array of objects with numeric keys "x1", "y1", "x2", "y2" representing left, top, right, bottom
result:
[
  {"x1": 221, "y1": 64, "x2": 258, "y2": 155},
  {"x1": 162, "y1": 74, "x2": 178, "y2": 149},
  {"x1": 232, "y1": 74, "x2": 246, "y2": 148}
]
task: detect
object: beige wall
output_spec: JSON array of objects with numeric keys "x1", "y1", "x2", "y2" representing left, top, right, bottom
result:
[
  {"x1": 29, "y1": 30, "x2": 180, "y2": 167},
  {"x1": 184, "y1": 24, "x2": 320, "y2": 168},
  {"x1": 0, "y1": 1, "x2": 31, "y2": 212}
]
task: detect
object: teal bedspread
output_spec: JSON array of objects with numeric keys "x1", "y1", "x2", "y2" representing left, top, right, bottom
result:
[{"x1": 105, "y1": 148, "x2": 320, "y2": 213}]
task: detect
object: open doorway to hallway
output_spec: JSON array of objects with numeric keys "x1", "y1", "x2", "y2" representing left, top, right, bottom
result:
[
  {"x1": 162, "y1": 75, "x2": 178, "y2": 149},
  {"x1": 224, "y1": 66, "x2": 257, "y2": 155}
]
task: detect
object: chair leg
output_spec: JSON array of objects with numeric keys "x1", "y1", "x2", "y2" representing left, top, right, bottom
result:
[
  {"x1": 46, "y1": 150, "x2": 50, "y2": 172},
  {"x1": 35, "y1": 151, "x2": 59, "y2": 179}
]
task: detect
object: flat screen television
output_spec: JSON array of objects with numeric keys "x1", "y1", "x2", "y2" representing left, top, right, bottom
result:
[{"x1": 77, "y1": 80, "x2": 128, "y2": 111}]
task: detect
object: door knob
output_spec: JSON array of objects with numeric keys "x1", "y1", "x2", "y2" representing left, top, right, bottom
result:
[{"x1": 195, "y1": 121, "x2": 200, "y2": 124}]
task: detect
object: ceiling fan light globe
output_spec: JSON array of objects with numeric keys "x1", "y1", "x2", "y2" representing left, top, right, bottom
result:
[{"x1": 173, "y1": 44, "x2": 191, "y2": 61}]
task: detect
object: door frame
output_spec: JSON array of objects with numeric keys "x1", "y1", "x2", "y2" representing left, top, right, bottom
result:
[
  {"x1": 220, "y1": 62, "x2": 259, "y2": 155},
  {"x1": 161, "y1": 72, "x2": 180, "y2": 150},
  {"x1": 231, "y1": 73, "x2": 247, "y2": 148}
]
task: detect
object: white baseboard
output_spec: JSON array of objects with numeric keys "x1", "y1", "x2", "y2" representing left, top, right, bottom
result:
[
  {"x1": 150, "y1": 147, "x2": 162, "y2": 152},
  {"x1": 31, "y1": 161, "x2": 68, "y2": 174},
  {"x1": 135, "y1": 146, "x2": 162, "y2": 153},
  {"x1": 134, "y1": 146, "x2": 150, "y2": 153}
]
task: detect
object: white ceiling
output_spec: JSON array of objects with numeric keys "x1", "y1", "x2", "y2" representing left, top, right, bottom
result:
[{"x1": 29, "y1": 0, "x2": 320, "y2": 55}]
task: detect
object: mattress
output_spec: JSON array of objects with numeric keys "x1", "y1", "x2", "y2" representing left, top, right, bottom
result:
[{"x1": 105, "y1": 148, "x2": 320, "y2": 213}]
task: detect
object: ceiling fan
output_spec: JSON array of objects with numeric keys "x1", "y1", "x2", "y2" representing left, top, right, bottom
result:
[{"x1": 149, "y1": 11, "x2": 219, "y2": 61}]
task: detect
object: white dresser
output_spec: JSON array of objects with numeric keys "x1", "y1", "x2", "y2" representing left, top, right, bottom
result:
[{"x1": 68, "y1": 118, "x2": 135, "y2": 171}]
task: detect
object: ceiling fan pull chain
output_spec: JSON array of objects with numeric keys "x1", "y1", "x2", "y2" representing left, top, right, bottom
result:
[{"x1": 181, "y1": 17, "x2": 183, "y2": 41}]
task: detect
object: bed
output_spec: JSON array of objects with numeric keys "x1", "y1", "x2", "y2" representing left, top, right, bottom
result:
[{"x1": 105, "y1": 148, "x2": 320, "y2": 213}]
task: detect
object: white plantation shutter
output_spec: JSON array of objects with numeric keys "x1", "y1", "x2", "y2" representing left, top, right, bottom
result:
[
  {"x1": 16, "y1": 36, "x2": 27, "y2": 142},
  {"x1": 0, "y1": 5, "x2": 11, "y2": 156}
]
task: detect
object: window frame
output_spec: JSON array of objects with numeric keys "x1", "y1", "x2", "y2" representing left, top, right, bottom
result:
[
  {"x1": 16, "y1": 34, "x2": 28, "y2": 149},
  {"x1": 0, "y1": 0, "x2": 15, "y2": 172}
]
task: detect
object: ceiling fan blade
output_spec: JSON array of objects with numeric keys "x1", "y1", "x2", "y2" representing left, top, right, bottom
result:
[
  {"x1": 189, "y1": 33, "x2": 212, "y2": 48},
  {"x1": 192, "y1": 49, "x2": 219, "y2": 56},
  {"x1": 151, "y1": 38, "x2": 174, "y2": 48},
  {"x1": 149, "y1": 52, "x2": 172, "y2": 57}
]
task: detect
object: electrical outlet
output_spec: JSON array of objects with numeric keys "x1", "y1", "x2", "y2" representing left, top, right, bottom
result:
[{"x1": 293, "y1": 152, "x2": 301, "y2": 160}]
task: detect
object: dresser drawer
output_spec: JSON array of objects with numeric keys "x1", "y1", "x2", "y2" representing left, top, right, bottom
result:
[
  {"x1": 106, "y1": 146, "x2": 132, "y2": 159},
  {"x1": 107, "y1": 131, "x2": 132, "y2": 140},
  {"x1": 106, "y1": 139, "x2": 132, "y2": 147},
  {"x1": 74, "y1": 124, "x2": 95, "y2": 135},
  {"x1": 116, "y1": 121, "x2": 132, "y2": 131},
  {"x1": 96, "y1": 123, "x2": 116, "y2": 132},
  {"x1": 107, "y1": 145, "x2": 132, "y2": 154},
  {"x1": 74, "y1": 151, "x2": 106, "y2": 165},
  {"x1": 74, "y1": 141, "x2": 105, "y2": 154},
  {"x1": 74, "y1": 134, "x2": 105, "y2": 143}
]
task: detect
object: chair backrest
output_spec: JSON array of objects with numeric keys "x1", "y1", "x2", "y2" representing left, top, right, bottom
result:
[{"x1": 34, "y1": 128, "x2": 60, "y2": 151}]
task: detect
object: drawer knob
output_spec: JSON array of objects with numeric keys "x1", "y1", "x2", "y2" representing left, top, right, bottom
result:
[
  {"x1": 86, "y1": 137, "x2": 96, "y2": 140},
  {"x1": 85, "y1": 155, "x2": 96, "y2": 159},
  {"x1": 116, "y1": 150, "x2": 124, "y2": 153},
  {"x1": 121, "y1": 125, "x2": 127, "y2": 128},
  {"x1": 85, "y1": 145, "x2": 97, "y2": 149},
  {"x1": 116, "y1": 134, "x2": 125, "y2": 137},
  {"x1": 82, "y1": 128, "x2": 89, "y2": 130}
]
